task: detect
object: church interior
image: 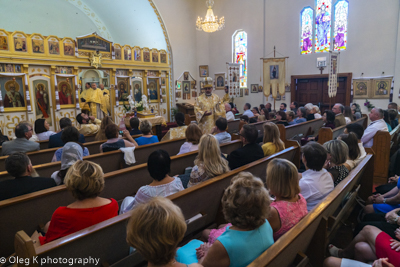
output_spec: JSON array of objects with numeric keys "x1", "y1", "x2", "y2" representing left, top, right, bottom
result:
[{"x1": 1, "y1": 0, "x2": 400, "y2": 266}]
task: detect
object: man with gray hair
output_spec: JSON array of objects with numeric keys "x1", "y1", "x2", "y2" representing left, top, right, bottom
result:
[
  {"x1": 361, "y1": 108, "x2": 388, "y2": 148},
  {"x1": 332, "y1": 103, "x2": 346, "y2": 127},
  {"x1": 2, "y1": 122, "x2": 40, "y2": 155},
  {"x1": 224, "y1": 103, "x2": 234, "y2": 121}
]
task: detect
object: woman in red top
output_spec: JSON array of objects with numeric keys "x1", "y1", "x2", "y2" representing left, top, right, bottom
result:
[{"x1": 39, "y1": 160, "x2": 118, "y2": 245}]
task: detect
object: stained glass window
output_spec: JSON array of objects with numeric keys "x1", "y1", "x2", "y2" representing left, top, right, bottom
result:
[
  {"x1": 333, "y1": 0, "x2": 348, "y2": 51},
  {"x1": 315, "y1": 0, "x2": 332, "y2": 53},
  {"x1": 300, "y1": 7, "x2": 314, "y2": 55},
  {"x1": 233, "y1": 30, "x2": 247, "y2": 88}
]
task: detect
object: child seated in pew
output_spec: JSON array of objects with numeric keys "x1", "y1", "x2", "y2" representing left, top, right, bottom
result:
[
  {"x1": 187, "y1": 135, "x2": 230, "y2": 188},
  {"x1": 176, "y1": 172, "x2": 274, "y2": 266},
  {"x1": 261, "y1": 122, "x2": 285, "y2": 157},
  {"x1": 323, "y1": 140, "x2": 350, "y2": 186},
  {"x1": 178, "y1": 123, "x2": 202, "y2": 155},
  {"x1": 119, "y1": 150, "x2": 184, "y2": 214},
  {"x1": 299, "y1": 142, "x2": 334, "y2": 212},
  {"x1": 126, "y1": 197, "x2": 202, "y2": 267},
  {"x1": 338, "y1": 132, "x2": 365, "y2": 171},
  {"x1": 266, "y1": 158, "x2": 308, "y2": 240},
  {"x1": 51, "y1": 127, "x2": 89, "y2": 162},
  {"x1": 37, "y1": 161, "x2": 118, "y2": 245},
  {"x1": 325, "y1": 225, "x2": 400, "y2": 267}
]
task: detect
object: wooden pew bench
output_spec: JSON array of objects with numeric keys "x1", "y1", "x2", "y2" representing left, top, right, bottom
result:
[
  {"x1": 0, "y1": 137, "x2": 186, "y2": 181},
  {"x1": 371, "y1": 130, "x2": 391, "y2": 184},
  {"x1": 1, "y1": 141, "x2": 242, "y2": 257},
  {"x1": 276, "y1": 118, "x2": 324, "y2": 144},
  {"x1": 14, "y1": 146, "x2": 299, "y2": 266},
  {"x1": 317, "y1": 115, "x2": 367, "y2": 145},
  {"x1": 248, "y1": 154, "x2": 374, "y2": 267},
  {"x1": 389, "y1": 123, "x2": 400, "y2": 156},
  {"x1": 227, "y1": 119, "x2": 240, "y2": 134}
]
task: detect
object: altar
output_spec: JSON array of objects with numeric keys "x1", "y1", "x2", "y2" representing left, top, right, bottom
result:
[{"x1": 0, "y1": 30, "x2": 172, "y2": 137}]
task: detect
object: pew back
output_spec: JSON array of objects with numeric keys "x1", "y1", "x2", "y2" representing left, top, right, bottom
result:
[{"x1": 14, "y1": 146, "x2": 298, "y2": 266}]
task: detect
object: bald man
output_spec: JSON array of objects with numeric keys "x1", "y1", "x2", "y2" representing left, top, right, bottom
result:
[
  {"x1": 225, "y1": 103, "x2": 234, "y2": 121},
  {"x1": 361, "y1": 108, "x2": 388, "y2": 148}
]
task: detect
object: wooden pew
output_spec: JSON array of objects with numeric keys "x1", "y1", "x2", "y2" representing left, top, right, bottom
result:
[
  {"x1": 389, "y1": 123, "x2": 400, "y2": 156},
  {"x1": 227, "y1": 119, "x2": 240, "y2": 133},
  {"x1": 234, "y1": 113, "x2": 242, "y2": 119},
  {"x1": 248, "y1": 154, "x2": 374, "y2": 267},
  {"x1": 1, "y1": 140, "x2": 242, "y2": 257},
  {"x1": 277, "y1": 118, "x2": 324, "y2": 144},
  {"x1": 317, "y1": 115, "x2": 368, "y2": 145},
  {"x1": 371, "y1": 130, "x2": 391, "y2": 184},
  {"x1": 14, "y1": 146, "x2": 298, "y2": 266},
  {"x1": 0, "y1": 137, "x2": 186, "y2": 181}
]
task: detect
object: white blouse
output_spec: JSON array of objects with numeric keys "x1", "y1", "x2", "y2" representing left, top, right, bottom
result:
[
  {"x1": 177, "y1": 142, "x2": 199, "y2": 155},
  {"x1": 36, "y1": 131, "x2": 56, "y2": 141}
]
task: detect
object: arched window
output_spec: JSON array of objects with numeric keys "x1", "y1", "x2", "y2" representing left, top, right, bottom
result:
[
  {"x1": 233, "y1": 30, "x2": 247, "y2": 88},
  {"x1": 315, "y1": 0, "x2": 332, "y2": 53},
  {"x1": 333, "y1": 0, "x2": 349, "y2": 51},
  {"x1": 300, "y1": 7, "x2": 314, "y2": 55}
]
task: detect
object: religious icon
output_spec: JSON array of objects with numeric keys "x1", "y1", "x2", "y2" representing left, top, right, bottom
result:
[
  {"x1": 115, "y1": 47, "x2": 121, "y2": 60},
  {"x1": 192, "y1": 91, "x2": 197, "y2": 98},
  {"x1": 34, "y1": 81, "x2": 51, "y2": 119},
  {"x1": 0, "y1": 64, "x2": 4, "y2": 72},
  {"x1": 134, "y1": 48, "x2": 141, "y2": 61},
  {"x1": 245, "y1": 88, "x2": 249, "y2": 96},
  {"x1": 240, "y1": 89, "x2": 243, "y2": 97},
  {"x1": 182, "y1": 81, "x2": 190, "y2": 94},
  {"x1": 124, "y1": 47, "x2": 131, "y2": 60},
  {"x1": 258, "y1": 85, "x2": 263, "y2": 92},
  {"x1": 232, "y1": 72, "x2": 237, "y2": 82},
  {"x1": 162, "y1": 88, "x2": 166, "y2": 95},
  {"x1": 183, "y1": 72, "x2": 189, "y2": 81},
  {"x1": 270, "y1": 65, "x2": 279, "y2": 79},
  {"x1": 251, "y1": 84, "x2": 258, "y2": 93},
  {"x1": 14, "y1": 37, "x2": 27, "y2": 52},
  {"x1": 315, "y1": 1, "x2": 331, "y2": 53},
  {"x1": 176, "y1": 91, "x2": 181, "y2": 98},
  {"x1": 160, "y1": 53, "x2": 167, "y2": 63},
  {"x1": 2, "y1": 78, "x2": 25, "y2": 108},
  {"x1": 5, "y1": 64, "x2": 13, "y2": 73},
  {"x1": 64, "y1": 43, "x2": 74, "y2": 56},
  {"x1": 355, "y1": 82, "x2": 367, "y2": 96},
  {"x1": 191, "y1": 81, "x2": 195, "y2": 89},
  {"x1": 14, "y1": 65, "x2": 21, "y2": 73},
  {"x1": 199, "y1": 65, "x2": 208, "y2": 77},
  {"x1": 376, "y1": 81, "x2": 388, "y2": 95},
  {"x1": 148, "y1": 79, "x2": 158, "y2": 102},
  {"x1": 0, "y1": 36, "x2": 8, "y2": 50},
  {"x1": 32, "y1": 39, "x2": 44, "y2": 53},
  {"x1": 161, "y1": 77, "x2": 166, "y2": 86},
  {"x1": 215, "y1": 73, "x2": 225, "y2": 90},
  {"x1": 118, "y1": 80, "x2": 129, "y2": 102},
  {"x1": 152, "y1": 51, "x2": 158, "y2": 62},
  {"x1": 48, "y1": 40, "x2": 60, "y2": 55},
  {"x1": 176, "y1": 81, "x2": 181, "y2": 90},
  {"x1": 58, "y1": 81, "x2": 73, "y2": 105},
  {"x1": 143, "y1": 50, "x2": 150, "y2": 62},
  {"x1": 77, "y1": 35, "x2": 111, "y2": 52},
  {"x1": 133, "y1": 81, "x2": 142, "y2": 102},
  {"x1": 102, "y1": 78, "x2": 109, "y2": 87}
]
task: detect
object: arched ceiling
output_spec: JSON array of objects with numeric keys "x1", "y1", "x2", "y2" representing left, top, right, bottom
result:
[{"x1": 0, "y1": 0, "x2": 167, "y2": 50}]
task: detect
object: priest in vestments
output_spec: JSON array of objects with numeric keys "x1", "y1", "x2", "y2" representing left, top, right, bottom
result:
[
  {"x1": 99, "y1": 83, "x2": 111, "y2": 116},
  {"x1": 79, "y1": 82, "x2": 91, "y2": 114},
  {"x1": 222, "y1": 86, "x2": 230, "y2": 103},
  {"x1": 82, "y1": 83, "x2": 104, "y2": 119},
  {"x1": 194, "y1": 79, "x2": 226, "y2": 134}
]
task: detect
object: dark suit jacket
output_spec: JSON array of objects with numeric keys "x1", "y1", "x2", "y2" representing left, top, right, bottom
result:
[
  {"x1": 129, "y1": 129, "x2": 142, "y2": 136},
  {"x1": 48, "y1": 130, "x2": 86, "y2": 148},
  {"x1": 227, "y1": 143, "x2": 264, "y2": 170},
  {"x1": 0, "y1": 176, "x2": 56, "y2": 201}
]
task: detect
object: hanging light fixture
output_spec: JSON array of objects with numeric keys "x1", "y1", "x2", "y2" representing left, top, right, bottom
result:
[{"x1": 196, "y1": 0, "x2": 225, "y2": 33}]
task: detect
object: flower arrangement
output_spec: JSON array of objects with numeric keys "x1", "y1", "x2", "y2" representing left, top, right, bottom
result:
[
  {"x1": 364, "y1": 99, "x2": 375, "y2": 111},
  {"x1": 135, "y1": 101, "x2": 144, "y2": 111}
]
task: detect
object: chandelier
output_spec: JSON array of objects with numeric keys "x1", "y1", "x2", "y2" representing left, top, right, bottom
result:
[{"x1": 196, "y1": 0, "x2": 225, "y2": 33}]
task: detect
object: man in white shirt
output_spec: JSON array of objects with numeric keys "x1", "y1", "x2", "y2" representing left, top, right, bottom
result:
[
  {"x1": 243, "y1": 103, "x2": 253, "y2": 118},
  {"x1": 225, "y1": 103, "x2": 235, "y2": 121},
  {"x1": 361, "y1": 108, "x2": 388, "y2": 148},
  {"x1": 299, "y1": 142, "x2": 334, "y2": 212}
]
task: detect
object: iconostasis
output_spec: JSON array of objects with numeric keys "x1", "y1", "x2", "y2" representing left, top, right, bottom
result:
[{"x1": 0, "y1": 30, "x2": 170, "y2": 137}]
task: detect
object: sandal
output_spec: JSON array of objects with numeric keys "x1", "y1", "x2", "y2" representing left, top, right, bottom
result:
[{"x1": 328, "y1": 244, "x2": 341, "y2": 257}]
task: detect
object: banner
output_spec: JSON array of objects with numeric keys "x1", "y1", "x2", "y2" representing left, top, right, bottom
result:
[
  {"x1": 328, "y1": 52, "x2": 339, "y2": 98},
  {"x1": 263, "y1": 58, "x2": 286, "y2": 99},
  {"x1": 227, "y1": 63, "x2": 240, "y2": 98}
]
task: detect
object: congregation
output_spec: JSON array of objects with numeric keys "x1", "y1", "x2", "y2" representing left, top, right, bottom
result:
[{"x1": 1, "y1": 98, "x2": 400, "y2": 267}]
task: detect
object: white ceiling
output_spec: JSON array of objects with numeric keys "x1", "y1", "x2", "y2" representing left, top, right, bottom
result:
[{"x1": 0, "y1": 0, "x2": 167, "y2": 50}]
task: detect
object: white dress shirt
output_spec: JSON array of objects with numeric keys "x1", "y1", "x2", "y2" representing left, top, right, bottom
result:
[
  {"x1": 226, "y1": 111, "x2": 235, "y2": 121},
  {"x1": 314, "y1": 113, "x2": 322, "y2": 119},
  {"x1": 299, "y1": 168, "x2": 334, "y2": 212},
  {"x1": 243, "y1": 109, "x2": 254, "y2": 118},
  {"x1": 361, "y1": 119, "x2": 388, "y2": 148}
]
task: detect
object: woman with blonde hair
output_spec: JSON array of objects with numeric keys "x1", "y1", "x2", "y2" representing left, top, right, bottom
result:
[
  {"x1": 38, "y1": 160, "x2": 118, "y2": 244},
  {"x1": 187, "y1": 134, "x2": 230, "y2": 187},
  {"x1": 262, "y1": 122, "x2": 285, "y2": 157},
  {"x1": 323, "y1": 140, "x2": 350, "y2": 186},
  {"x1": 176, "y1": 172, "x2": 275, "y2": 266},
  {"x1": 266, "y1": 158, "x2": 308, "y2": 240},
  {"x1": 95, "y1": 116, "x2": 114, "y2": 141},
  {"x1": 178, "y1": 123, "x2": 203, "y2": 155},
  {"x1": 126, "y1": 197, "x2": 201, "y2": 267},
  {"x1": 313, "y1": 105, "x2": 322, "y2": 119}
]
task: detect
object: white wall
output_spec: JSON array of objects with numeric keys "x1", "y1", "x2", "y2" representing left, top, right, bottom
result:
[{"x1": 157, "y1": 0, "x2": 400, "y2": 113}]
